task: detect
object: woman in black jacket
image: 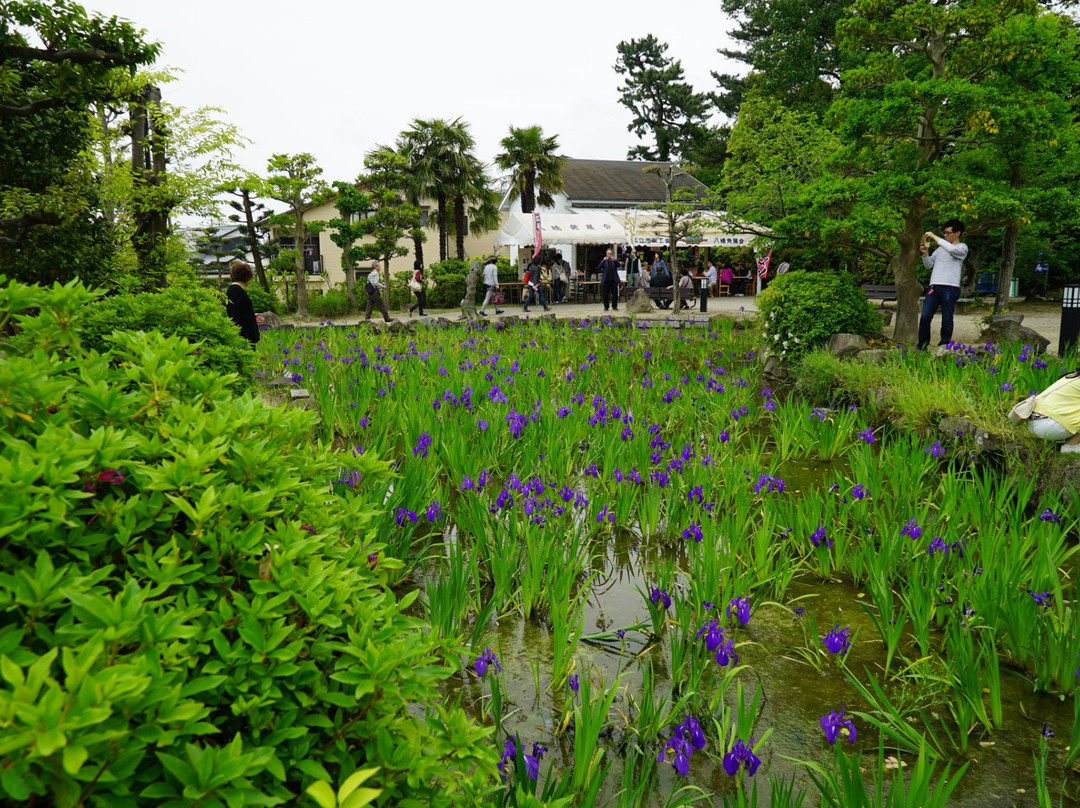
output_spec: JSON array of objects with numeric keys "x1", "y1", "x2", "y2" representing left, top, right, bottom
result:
[{"x1": 226, "y1": 261, "x2": 260, "y2": 346}]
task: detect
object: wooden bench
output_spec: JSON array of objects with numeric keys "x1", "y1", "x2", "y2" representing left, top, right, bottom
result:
[
  {"x1": 643, "y1": 286, "x2": 675, "y2": 307},
  {"x1": 862, "y1": 284, "x2": 897, "y2": 303}
]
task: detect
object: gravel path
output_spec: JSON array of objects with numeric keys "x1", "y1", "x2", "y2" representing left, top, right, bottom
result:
[{"x1": 287, "y1": 296, "x2": 1069, "y2": 354}]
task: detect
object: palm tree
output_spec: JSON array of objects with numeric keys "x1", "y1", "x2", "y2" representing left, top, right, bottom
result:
[
  {"x1": 449, "y1": 153, "x2": 500, "y2": 260},
  {"x1": 399, "y1": 117, "x2": 475, "y2": 262},
  {"x1": 494, "y1": 125, "x2": 566, "y2": 213}
]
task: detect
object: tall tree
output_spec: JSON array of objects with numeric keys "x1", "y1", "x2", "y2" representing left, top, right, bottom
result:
[
  {"x1": 644, "y1": 164, "x2": 719, "y2": 311},
  {"x1": 614, "y1": 35, "x2": 712, "y2": 162},
  {"x1": 712, "y1": 0, "x2": 850, "y2": 117},
  {"x1": 265, "y1": 153, "x2": 328, "y2": 317},
  {"x1": 777, "y1": 0, "x2": 1080, "y2": 342},
  {"x1": 450, "y1": 153, "x2": 500, "y2": 261},
  {"x1": 0, "y1": 0, "x2": 158, "y2": 284},
  {"x1": 224, "y1": 173, "x2": 271, "y2": 292},
  {"x1": 399, "y1": 117, "x2": 475, "y2": 262},
  {"x1": 494, "y1": 125, "x2": 566, "y2": 213}
]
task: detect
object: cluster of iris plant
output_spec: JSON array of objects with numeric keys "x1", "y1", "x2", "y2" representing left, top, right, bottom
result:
[{"x1": 260, "y1": 322, "x2": 1078, "y2": 804}]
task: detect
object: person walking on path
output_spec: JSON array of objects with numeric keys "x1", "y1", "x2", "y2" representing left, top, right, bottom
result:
[
  {"x1": 918, "y1": 219, "x2": 968, "y2": 350},
  {"x1": 225, "y1": 261, "x2": 260, "y2": 346},
  {"x1": 408, "y1": 260, "x2": 427, "y2": 317},
  {"x1": 677, "y1": 267, "x2": 694, "y2": 309},
  {"x1": 364, "y1": 265, "x2": 392, "y2": 323},
  {"x1": 705, "y1": 260, "x2": 718, "y2": 296},
  {"x1": 522, "y1": 259, "x2": 550, "y2": 312},
  {"x1": 478, "y1": 257, "x2": 504, "y2": 316},
  {"x1": 598, "y1": 249, "x2": 621, "y2": 311}
]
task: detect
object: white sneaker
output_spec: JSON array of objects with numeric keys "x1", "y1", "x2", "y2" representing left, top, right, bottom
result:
[{"x1": 1061, "y1": 443, "x2": 1080, "y2": 454}]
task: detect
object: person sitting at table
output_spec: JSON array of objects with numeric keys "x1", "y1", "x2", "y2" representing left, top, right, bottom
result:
[
  {"x1": 734, "y1": 264, "x2": 752, "y2": 296},
  {"x1": 677, "y1": 267, "x2": 694, "y2": 309},
  {"x1": 650, "y1": 253, "x2": 673, "y2": 308},
  {"x1": 719, "y1": 265, "x2": 734, "y2": 295},
  {"x1": 522, "y1": 259, "x2": 550, "y2": 312}
]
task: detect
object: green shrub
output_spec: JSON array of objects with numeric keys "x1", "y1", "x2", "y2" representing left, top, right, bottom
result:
[
  {"x1": 390, "y1": 270, "x2": 412, "y2": 310},
  {"x1": 246, "y1": 282, "x2": 280, "y2": 314},
  {"x1": 75, "y1": 281, "x2": 255, "y2": 388},
  {"x1": 0, "y1": 276, "x2": 497, "y2": 806},
  {"x1": 756, "y1": 270, "x2": 883, "y2": 360},
  {"x1": 307, "y1": 284, "x2": 352, "y2": 318}
]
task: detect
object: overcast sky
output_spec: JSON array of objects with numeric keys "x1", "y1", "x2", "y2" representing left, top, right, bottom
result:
[{"x1": 90, "y1": 0, "x2": 745, "y2": 211}]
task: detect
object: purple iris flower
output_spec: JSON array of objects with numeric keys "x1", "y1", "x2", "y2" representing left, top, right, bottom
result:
[
  {"x1": 474, "y1": 647, "x2": 501, "y2": 677},
  {"x1": 822, "y1": 624, "x2": 852, "y2": 656},
  {"x1": 850, "y1": 484, "x2": 867, "y2": 501},
  {"x1": 412, "y1": 431, "x2": 432, "y2": 458},
  {"x1": 1039, "y1": 509, "x2": 1062, "y2": 523},
  {"x1": 900, "y1": 518, "x2": 923, "y2": 541},
  {"x1": 926, "y1": 441, "x2": 944, "y2": 458},
  {"x1": 649, "y1": 587, "x2": 672, "y2": 609},
  {"x1": 1029, "y1": 590, "x2": 1052, "y2": 608},
  {"x1": 820, "y1": 706, "x2": 857, "y2": 745},
  {"x1": 722, "y1": 738, "x2": 761, "y2": 777},
  {"x1": 425, "y1": 500, "x2": 443, "y2": 522},
  {"x1": 697, "y1": 620, "x2": 725, "y2": 651},
  {"x1": 683, "y1": 522, "x2": 703, "y2": 542},
  {"x1": 927, "y1": 537, "x2": 949, "y2": 557},
  {"x1": 394, "y1": 507, "x2": 418, "y2": 526},
  {"x1": 857, "y1": 428, "x2": 876, "y2": 444},
  {"x1": 727, "y1": 596, "x2": 751, "y2": 625},
  {"x1": 658, "y1": 716, "x2": 707, "y2": 776},
  {"x1": 810, "y1": 525, "x2": 831, "y2": 548},
  {"x1": 569, "y1": 674, "x2": 580, "y2": 692}
]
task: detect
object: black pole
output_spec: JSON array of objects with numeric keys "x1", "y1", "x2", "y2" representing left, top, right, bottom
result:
[{"x1": 699, "y1": 274, "x2": 708, "y2": 313}]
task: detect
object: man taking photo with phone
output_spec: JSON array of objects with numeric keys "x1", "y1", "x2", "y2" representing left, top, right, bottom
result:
[{"x1": 918, "y1": 219, "x2": 968, "y2": 350}]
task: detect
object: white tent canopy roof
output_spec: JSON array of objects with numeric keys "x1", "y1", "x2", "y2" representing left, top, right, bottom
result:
[
  {"x1": 493, "y1": 212, "x2": 625, "y2": 248},
  {"x1": 600, "y1": 208, "x2": 765, "y2": 249},
  {"x1": 494, "y1": 209, "x2": 767, "y2": 250}
]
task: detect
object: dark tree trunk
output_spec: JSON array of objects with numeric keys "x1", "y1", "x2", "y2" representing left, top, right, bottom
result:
[
  {"x1": 994, "y1": 164, "x2": 1024, "y2": 314},
  {"x1": 130, "y1": 84, "x2": 169, "y2": 287},
  {"x1": 521, "y1": 170, "x2": 536, "y2": 214},
  {"x1": 437, "y1": 191, "x2": 448, "y2": 262},
  {"x1": 454, "y1": 195, "x2": 466, "y2": 260},
  {"x1": 293, "y1": 216, "x2": 309, "y2": 317},
  {"x1": 891, "y1": 202, "x2": 927, "y2": 344},
  {"x1": 412, "y1": 232, "x2": 424, "y2": 266},
  {"x1": 240, "y1": 188, "x2": 269, "y2": 292}
]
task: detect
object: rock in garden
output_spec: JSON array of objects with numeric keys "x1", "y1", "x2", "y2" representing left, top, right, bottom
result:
[
  {"x1": 856, "y1": 349, "x2": 888, "y2": 363},
  {"x1": 827, "y1": 333, "x2": 869, "y2": 358},
  {"x1": 626, "y1": 289, "x2": 655, "y2": 316},
  {"x1": 981, "y1": 318, "x2": 1049, "y2": 353},
  {"x1": 258, "y1": 311, "x2": 282, "y2": 328}
]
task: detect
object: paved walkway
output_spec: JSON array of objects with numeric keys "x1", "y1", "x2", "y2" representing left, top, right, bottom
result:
[{"x1": 290, "y1": 296, "x2": 1068, "y2": 354}]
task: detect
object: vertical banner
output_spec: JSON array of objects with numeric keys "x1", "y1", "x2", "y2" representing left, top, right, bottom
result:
[
  {"x1": 623, "y1": 208, "x2": 638, "y2": 248},
  {"x1": 532, "y1": 211, "x2": 543, "y2": 258},
  {"x1": 756, "y1": 250, "x2": 772, "y2": 279}
]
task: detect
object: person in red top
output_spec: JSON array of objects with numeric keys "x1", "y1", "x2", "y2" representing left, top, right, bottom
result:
[{"x1": 408, "y1": 260, "x2": 427, "y2": 317}]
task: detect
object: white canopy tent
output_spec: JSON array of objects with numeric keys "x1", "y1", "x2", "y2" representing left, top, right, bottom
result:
[{"x1": 492, "y1": 211, "x2": 625, "y2": 249}]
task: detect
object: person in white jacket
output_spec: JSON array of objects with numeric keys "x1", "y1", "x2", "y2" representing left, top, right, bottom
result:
[
  {"x1": 918, "y1": 219, "x2": 968, "y2": 349},
  {"x1": 478, "y1": 258, "x2": 503, "y2": 316}
]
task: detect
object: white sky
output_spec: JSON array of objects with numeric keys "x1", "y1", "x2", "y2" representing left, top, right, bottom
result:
[{"x1": 89, "y1": 0, "x2": 745, "y2": 205}]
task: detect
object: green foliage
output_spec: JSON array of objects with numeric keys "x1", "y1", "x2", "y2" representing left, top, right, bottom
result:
[
  {"x1": 494, "y1": 125, "x2": 565, "y2": 214},
  {"x1": 614, "y1": 35, "x2": 712, "y2": 162},
  {"x1": 307, "y1": 285, "x2": 352, "y2": 319},
  {"x1": 75, "y1": 282, "x2": 256, "y2": 388},
  {"x1": 0, "y1": 0, "x2": 159, "y2": 285},
  {"x1": 0, "y1": 276, "x2": 497, "y2": 806},
  {"x1": 389, "y1": 271, "x2": 413, "y2": 310},
  {"x1": 757, "y1": 270, "x2": 882, "y2": 360},
  {"x1": 245, "y1": 283, "x2": 279, "y2": 314},
  {"x1": 426, "y1": 259, "x2": 476, "y2": 309}
]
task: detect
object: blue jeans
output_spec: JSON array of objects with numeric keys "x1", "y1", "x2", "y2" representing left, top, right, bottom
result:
[{"x1": 918, "y1": 285, "x2": 960, "y2": 348}]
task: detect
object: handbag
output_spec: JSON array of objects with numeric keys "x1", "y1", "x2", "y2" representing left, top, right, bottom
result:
[
  {"x1": 1007, "y1": 395, "x2": 1037, "y2": 425},
  {"x1": 492, "y1": 290, "x2": 505, "y2": 305},
  {"x1": 408, "y1": 279, "x2": 423, "y2": 293}
]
